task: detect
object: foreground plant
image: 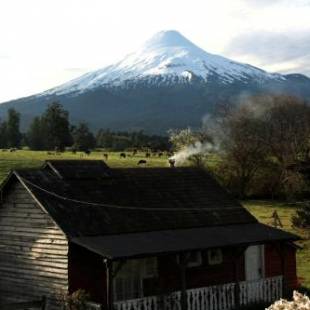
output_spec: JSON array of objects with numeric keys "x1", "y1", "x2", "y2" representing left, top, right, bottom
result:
[
  {"x1": 61, "y1": 289, "x2": 91, "y2": 310},
  {"x1": 266, "y1": 291, "x2": 310, "y2": 309}
]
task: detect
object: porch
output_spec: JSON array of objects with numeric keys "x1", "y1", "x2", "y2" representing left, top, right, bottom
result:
[{"x1": 114, "y1": 276, "x2": 283, "y2": 310}]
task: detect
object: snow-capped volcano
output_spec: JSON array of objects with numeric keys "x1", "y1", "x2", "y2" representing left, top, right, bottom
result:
[
  {"x1": 43, "y1": 30, "x2": 284, "y2": 96},
  {"x1": 1, "y1": 30, "x2": 309, "y2": 133}
]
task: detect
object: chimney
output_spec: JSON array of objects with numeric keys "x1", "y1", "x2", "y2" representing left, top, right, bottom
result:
[{"x1": 168, "y1": 158, "x2": 176, "y2": 168}]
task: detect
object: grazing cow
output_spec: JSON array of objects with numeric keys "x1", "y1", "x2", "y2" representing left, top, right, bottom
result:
[
  {"x1": 103, "y1": 153, "x2": 109, "y2": 161},
  {"x1": 138, "y1": 159, "x2": 147, "y2": 165},
  {"x1": 145, "y1": 152, "x2": 151, "y2": 158},
  {"x1": 84, "y1": 150, "x2": 91, "y2": 156},
  {"x1": 132, "y1": 149, "x2": 138, "y2": 156},
  {"x1": 120, "y1": 153, "x2": 126, "y2": 158}
]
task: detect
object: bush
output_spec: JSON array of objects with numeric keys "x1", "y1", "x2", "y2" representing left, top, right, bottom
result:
[
  {"x1": 266, "y1": 291, "x2": 310, "y2": 309},
  {"x1": 62, "y1": 289, "x2": 91, "y2": 310},
  {"x1": 292, "y1": 203, "x2": 310, "y2": 230}
]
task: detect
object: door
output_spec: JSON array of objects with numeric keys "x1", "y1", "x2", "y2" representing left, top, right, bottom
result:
[{"x1": 245, "y1": 245, "x2": 264, "y2": 281}]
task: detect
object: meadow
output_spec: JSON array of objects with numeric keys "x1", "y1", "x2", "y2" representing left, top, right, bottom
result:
[
  {"x1": 0, "y1": 149, "x2": 170, "y2": 181},
  {"x1": 0, "y1": 149, "x2": 309, "y2": 289}
]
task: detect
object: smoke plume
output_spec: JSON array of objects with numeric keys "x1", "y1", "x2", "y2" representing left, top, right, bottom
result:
[{"x1": 169, "y1": 141, "x2": 215, "y2": 166}]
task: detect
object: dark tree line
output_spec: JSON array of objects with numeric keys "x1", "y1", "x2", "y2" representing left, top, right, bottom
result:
[
  {"x1": 27, "y1": 102, "x2": 73, "y2": 151},
  {"x1": 0, "y1": 102, "x2": 169, "y2": 152},
  {"x1": 96, "y1": 129, "x2": 169, "y2": 151}
]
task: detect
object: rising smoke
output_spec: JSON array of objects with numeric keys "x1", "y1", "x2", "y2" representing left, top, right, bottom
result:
[{"x1": 169, "y1": 141, "x2": 217, "y2": 166}]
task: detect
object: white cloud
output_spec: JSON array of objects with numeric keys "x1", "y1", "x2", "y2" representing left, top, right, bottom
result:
[
  {"x1": 0, "y1": 0, "x2": 309, "y2": 102},
  {"x1": 225, "y1": 30, "x2": 310, "y2": 75}
]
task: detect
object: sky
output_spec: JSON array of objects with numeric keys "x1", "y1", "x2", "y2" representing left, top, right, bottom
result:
[{"x1": 0, "y1": 0, "x2": 309, "y2": 102}]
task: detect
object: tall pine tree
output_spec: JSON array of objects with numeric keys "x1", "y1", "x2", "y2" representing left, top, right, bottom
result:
[
  {"x1": 0, "y1": 120, "x2": 7, "y2": 148},
  {"x1": 40, "y1": 102, "x2": 72, "y2": 151},
  {"x1": 27, "y1": 117, "x2": 45, "y2": 150},
  {"x1": 72, "y1": 122, "x2": 96, "y2": 152},
  {"x1": 6, "y1": 108, "x2": 21, "y2": 148}
]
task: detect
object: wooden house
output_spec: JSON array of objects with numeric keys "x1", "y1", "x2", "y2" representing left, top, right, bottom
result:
[{"x1": 0, "y1": 160, "x2": 300, "y2": 310}]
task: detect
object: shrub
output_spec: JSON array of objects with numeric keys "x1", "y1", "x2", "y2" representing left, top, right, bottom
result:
[
  {"x1": 266, "y1": 291, "x2": 310, "y2": 309},
  {"x1": 62, "y1": 289, "x2": 91, "y2": 310},
  {"x1": 292, "y1": 203, "x2": 310, "y2": 230}
]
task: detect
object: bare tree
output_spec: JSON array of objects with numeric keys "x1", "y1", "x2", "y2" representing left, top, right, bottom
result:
[
  {"x1": 218, "y1": 104, "x2": 268, "y2": 197},
  {"x1": 218, "y1": 95, "x2": 310, "y2": 198},
  {"x1": 262, "y1": 95, "x2": 310, "y2": 165}
]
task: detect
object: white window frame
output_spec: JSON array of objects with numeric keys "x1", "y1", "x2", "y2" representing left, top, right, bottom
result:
[
  {"x1": 207, "y1": 248, "x2": 223, "y2": 265},
  {"x1": 113, "y1": 257, "x2": 158, "y2": 301}
]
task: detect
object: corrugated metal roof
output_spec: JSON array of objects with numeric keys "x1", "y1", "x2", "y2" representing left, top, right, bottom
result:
[{"x1": 43, "y1": 160, "x2": 111, "y2": 179}]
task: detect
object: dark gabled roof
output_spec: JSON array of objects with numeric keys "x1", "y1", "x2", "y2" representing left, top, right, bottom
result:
[
  {"x1": 43, "y1": 160, "x2": 111, "y2": 179},
  {"x1": 9, "y1": 160, "x2": 258, "y2": 238},
  {"x1": 72, "y1": 223, "x2": 299, "y2": 259}
]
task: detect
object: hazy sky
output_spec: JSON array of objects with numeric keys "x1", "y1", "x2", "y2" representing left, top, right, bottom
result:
[{"x1": 0, "y1": 0, "x2": 309, "y2": 102}]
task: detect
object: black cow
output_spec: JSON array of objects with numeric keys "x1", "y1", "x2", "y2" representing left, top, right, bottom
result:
[{"x1": 138, "y1": 159, "x2": 147, "y2": 165}]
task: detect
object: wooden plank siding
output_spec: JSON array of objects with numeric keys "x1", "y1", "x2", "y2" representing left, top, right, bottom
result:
[
  {"x1": 0, "y1": 181, "x2": 69, "y2": 309},
  {"x1": 264, "y1": 243, "x2": 298, "y2": 291}
]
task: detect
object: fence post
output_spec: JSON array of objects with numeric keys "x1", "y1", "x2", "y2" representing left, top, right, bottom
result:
[
  {"x1": 234, "y1": 282, "x2": 240, "y2": 308},
  {"x1": 41, "y1": 296, "x2": 47, "y2": 310}
]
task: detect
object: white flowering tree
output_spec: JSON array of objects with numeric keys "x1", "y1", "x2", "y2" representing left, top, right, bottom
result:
[{"x1": 266, "y1": 291, "x2": 310, "y2": 310}]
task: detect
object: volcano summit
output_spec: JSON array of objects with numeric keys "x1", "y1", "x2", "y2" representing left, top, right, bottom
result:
[{"x1": 1, "y1": 30, "x2": 309, "y2": 133}]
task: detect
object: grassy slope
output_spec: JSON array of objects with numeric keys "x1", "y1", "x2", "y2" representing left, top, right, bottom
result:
[{"x1": 0, "y1": 150, "x2": 309, "y2": 288}]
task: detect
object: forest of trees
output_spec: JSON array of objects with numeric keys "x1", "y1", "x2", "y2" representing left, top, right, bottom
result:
[
  {"x1": 0, "y1": 102, "x2": 170, "y2": 152},
  {"x1": 169, "y1": 95, "x2": 310, "y2": 199}
]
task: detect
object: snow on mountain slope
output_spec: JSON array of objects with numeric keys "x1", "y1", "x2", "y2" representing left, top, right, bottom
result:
[{"x1": 42, "y1": 30, "x2": 285, "y2": 96}]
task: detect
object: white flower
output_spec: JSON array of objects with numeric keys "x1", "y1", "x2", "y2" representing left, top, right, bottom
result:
[{"x1": 266, "y1": 291, "x2": 310, "y2": 310}]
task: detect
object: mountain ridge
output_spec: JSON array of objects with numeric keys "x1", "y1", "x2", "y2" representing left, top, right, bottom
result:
[{"x1": 1, "y1": 30, "x2": 310, "y2": 134}]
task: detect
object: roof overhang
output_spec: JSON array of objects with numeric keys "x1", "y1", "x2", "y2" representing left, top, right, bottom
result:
[{"x1": 71, "y1": 223, "x2": 300, "y2": 260}]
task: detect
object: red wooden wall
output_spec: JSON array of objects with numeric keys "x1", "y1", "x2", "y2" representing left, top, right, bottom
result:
[
  {"x1": 68, "y1": 243, "x2": 107, "y2": 304},
  {"x1": 264, "y1": 243, "x2": 298, "y2": 290},
  {"x1": 67, "y1": 242, "x2": 298, "y2": 303},
  {"x1": 157, "y1": 247, "x2": 245, "y2": 294}
]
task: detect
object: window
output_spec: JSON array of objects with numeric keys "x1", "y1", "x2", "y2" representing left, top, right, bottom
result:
[
  {"x1": 176, "y1": 251, "x2": 202, "y2": 268},
  {"x1": 113, "y1": 260, "x2": 142, "y2": 301},
  {"x1": 187, "y1": 251, "x2": 202, "y2": 267},
  {"x1": 114, "y1": 276, "x2": 142, "y2": 301},
  {"x1": 143, "y1": 257, "x2": 157, "y2": 278},
  {"x1": 113, "y1": 257, "x2": 158, "y2": 301},
  {"x1": 207, "y1": 249, "x2": 223, "y2": 265}
]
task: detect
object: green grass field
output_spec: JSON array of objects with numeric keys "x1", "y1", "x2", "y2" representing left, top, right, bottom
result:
[
  {"x1": 0, "y1": 150, "x2": 309, "y2": 289},
  {"x1": 0, "y1": 149, "x2": 170, "y2": 181}
]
